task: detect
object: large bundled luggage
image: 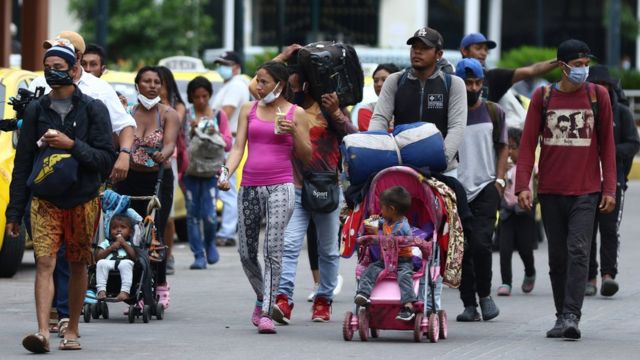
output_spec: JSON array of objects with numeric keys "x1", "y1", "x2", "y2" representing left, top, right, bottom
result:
[
  {"x1": 297, "y1": 41, "x2": 364, "y2": 107},
  {"x1": 341, "y1": 122, "x2": 447, "y2": 186}
]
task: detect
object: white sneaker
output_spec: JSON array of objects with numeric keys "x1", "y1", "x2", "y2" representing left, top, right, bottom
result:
[
  {"x1": 333, "y1": 274, "x2": 344, "y2": 296},
  {"x1": 307, "y1": 283, "x2": 319, "y2": 302}
]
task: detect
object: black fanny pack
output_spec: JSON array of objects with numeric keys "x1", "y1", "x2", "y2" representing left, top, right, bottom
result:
[{"x1": 301, "y1": 171, "x2": 340, "y2": 213}]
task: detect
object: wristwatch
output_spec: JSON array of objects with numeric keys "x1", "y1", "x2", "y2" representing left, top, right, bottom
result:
[{"x1": 496, "y1": 178, "x2": 506, "y2": 188}]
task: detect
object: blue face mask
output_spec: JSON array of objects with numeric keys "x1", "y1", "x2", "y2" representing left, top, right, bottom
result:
[
  {"x1": 218, "y1": 65, "x2": 233, "y2": 81},
  {"x1": 565, "y1": 64, "x2": 589, "y2": 85}
]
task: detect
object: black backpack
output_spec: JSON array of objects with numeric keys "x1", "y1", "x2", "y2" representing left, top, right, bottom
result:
[{"x1": 297, "y1": 41, "x2": 364, "y2": 107}]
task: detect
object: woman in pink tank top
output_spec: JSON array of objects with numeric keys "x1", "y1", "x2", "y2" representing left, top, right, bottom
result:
[{"x1": 218, "y1": 61, "x2": 311, "y2": 334}]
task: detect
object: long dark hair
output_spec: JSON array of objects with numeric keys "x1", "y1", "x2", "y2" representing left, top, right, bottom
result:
[
  {"x1": 156, "y1": 65, "x2": 185, "y2": 108},
  {"x1": 257, "y1": 61, "x2": 291, "y2": 100}
]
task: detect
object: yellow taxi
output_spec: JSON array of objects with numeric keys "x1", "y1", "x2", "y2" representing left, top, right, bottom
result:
[{"x1": 0, "y1": 68, "x2": 37, "y2": 277}]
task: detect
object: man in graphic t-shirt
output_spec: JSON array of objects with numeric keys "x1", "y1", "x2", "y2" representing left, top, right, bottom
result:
[{"x1": 516, "y1": 39, "x2": 616, "y2": 341}]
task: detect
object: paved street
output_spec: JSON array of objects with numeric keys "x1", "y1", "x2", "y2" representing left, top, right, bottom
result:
[{"x1": 3, "y1": 183, "x2": 640, "y2": 359}]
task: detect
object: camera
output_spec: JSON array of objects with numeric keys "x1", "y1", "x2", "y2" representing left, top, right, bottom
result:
[{"x1": 1, "y1": 87, "x2": 45, "y2": 132}]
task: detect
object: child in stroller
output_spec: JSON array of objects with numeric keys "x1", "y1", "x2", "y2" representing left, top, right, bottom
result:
[
  {"x1": 95, "y1": 214, "x2": 137, "y2": 302},
  {"x1": 354, "y1": 186, "x2": 417, "y2": 321}
]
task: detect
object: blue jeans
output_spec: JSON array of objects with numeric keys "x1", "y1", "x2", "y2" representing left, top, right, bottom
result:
[
  {"x1": 217, "y1": 171, "x2": 238, "y2": 239},
  {"x1": 184, "y1": 175, "x2": 218, "y2": 262},
  {"x1": 278, "y1": 188, "x2": 340, "y2": 302},
  {"x1": 54, "y1": 244, "x2": 70, "y2": 318}
]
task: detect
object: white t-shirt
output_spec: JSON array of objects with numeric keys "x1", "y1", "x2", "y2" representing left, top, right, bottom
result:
[
  {"x1": 211, "y1": 75, "x2": 250, "y2": 133},
  {"x1": 29, "y1": 69, "x2": 136, "y2": 134}
]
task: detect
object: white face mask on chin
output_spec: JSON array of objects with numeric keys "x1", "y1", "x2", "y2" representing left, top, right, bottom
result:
[
  {"x1": 261, "y1": 83, "x2": 282, "y2": 105},
  {"x1": 137, "y1": 94, "x2": 161, "y2": 110}
]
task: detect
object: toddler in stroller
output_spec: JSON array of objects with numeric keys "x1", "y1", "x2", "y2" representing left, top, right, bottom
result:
[
  {"x1": 95, "y1": 214, "x2": 137, "y2": 302},
  {"x1": 354, "y1": 186, "x2": 417, "y2": 321}
]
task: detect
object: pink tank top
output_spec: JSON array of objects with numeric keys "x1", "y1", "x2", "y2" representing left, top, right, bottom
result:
[{"x1": 242, "y1": 101, "x2": 296, "y2": 186}]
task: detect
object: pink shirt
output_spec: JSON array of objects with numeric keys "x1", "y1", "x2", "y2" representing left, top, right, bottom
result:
[{"x1": 242, "y1": 101, "x2": 296, "y2": 186}]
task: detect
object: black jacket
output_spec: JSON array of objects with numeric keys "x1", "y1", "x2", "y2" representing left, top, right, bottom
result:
[
  {"x1": 611, "y1": 91, "x2": 640, "y2": 188},
  {"x1": 7, "y1": 86, "x2": 116, "y2": 223}
]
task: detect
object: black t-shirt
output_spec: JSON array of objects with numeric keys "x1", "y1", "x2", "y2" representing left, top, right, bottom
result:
[{"x1": 484, "y1": 68, "x2": 515, "y2": 102}]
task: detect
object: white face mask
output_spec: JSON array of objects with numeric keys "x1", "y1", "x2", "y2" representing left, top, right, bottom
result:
[
  {"x1": 260, "y1": 83, "x2": 281, "y2": 105},
  {"x1": 137, "y1": 93, "x2": 161, "y2": 110}
]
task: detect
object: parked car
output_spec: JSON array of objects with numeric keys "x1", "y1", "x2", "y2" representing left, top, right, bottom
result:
[{"x1": 0, "y1": 68, "x2": 37, "y2": 277}]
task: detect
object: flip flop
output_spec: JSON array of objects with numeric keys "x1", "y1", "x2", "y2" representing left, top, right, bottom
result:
[
  {"x1": 58, "y1": 318, "x2": 70, "y2": 338},
  {"x1": 22, "y1": 333, "x2": 50, "y2": 354},
  {"x1": 59, "y1": 338, "x2": 82, "y2": 350}
]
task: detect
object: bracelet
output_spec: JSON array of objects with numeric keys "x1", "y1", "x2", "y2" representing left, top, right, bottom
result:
[{"x1": 120, "y1": 147, "x2": 131, "y2": 155}]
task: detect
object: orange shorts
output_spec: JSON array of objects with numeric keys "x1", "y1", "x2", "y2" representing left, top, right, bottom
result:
[{"x1": 31, "y1": 197, "x2": 100, "y2": 264}]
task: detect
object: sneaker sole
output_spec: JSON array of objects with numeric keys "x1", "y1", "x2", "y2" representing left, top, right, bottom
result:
[
  {"x1": 258, "y1": 328, "x2": 277, "y2": 334},
  {"x1": 271, "y1": 306, "x2": 290, "y2": 325},
  {"x1": 562, "y1": 327, "x2": 581, "y2": 340},
  {"x1": 312, "y1": 317, "x2": 329, "y2": 323},
  {"x1": 395, "y1": 314, "x2": 416, "y2": 322},
  {"x1": 600, "y1": 280, "x2": 619, "y2": 297},
  {"x1": 482, "y1": 311, "x2": 499, "y2": 321}
]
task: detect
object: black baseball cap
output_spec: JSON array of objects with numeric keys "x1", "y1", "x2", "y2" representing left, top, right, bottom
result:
[
  {"x1": 214, "y1": 51, "x2": 242, "y2": 65},
  {"x1": 406, "y1": 27, "x2": 444, "y2": 50},
  {"x1": 557, "y1": 39, "x2": 595, "y2": 63}
]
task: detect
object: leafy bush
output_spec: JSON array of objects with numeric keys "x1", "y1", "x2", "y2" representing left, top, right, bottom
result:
[
  {"x1": 610, "y1": 68, "x2": 640, "y2": 89},
  {"x1": 241, "y1": 50, "x2": 280, "y2": 77},
  {"x1": 498, "y1": 46, "x2": 562, "y2": 82}
]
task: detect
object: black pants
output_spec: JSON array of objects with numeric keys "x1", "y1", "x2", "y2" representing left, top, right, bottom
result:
[
  {"x1": 589, "y1": 186, "x2": 624, "y2": 280},
  {"x1": 540, "y1": 193, "x2": 598, "y2": 318},
  {"x1": 499, "y1": 211, "x2": 536, "y2": 286},
  {"x1": 307, "y1": 219, "x2": 319, "y2": 271},
  {"x1": 115, "y1": 168, "x2": 174, "y2": 284},
  {"x1": 459, "y1": 183, "x2": 500, "y2": 307}
]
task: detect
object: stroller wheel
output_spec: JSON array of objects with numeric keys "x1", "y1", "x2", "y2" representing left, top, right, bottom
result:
[
  {"x1": 155, "y1": 303, "x2": 164, "y2": 320},
  {"x1": 101, "y1": 302, "x2": 109, "y2": 320},
  {"x1": 358, "y1": 308, "x2": 369, "y2": 342},
  {"x1": 128, "y1": 305, "x2": 135, "y2": 323},
  {"x1": 91, "y1": 302, "x2": 100, "y2": 319},
  {"x1": 83, "y1": 304, "x2": 91, "y2": 323},
  {"x1": 342, "y1": 311, "x2": 354, "y2": 341},
  {"x1": 370, "y1": 328, "x2": 379, "y2": 338},
  {"x1": 437, "y1": 310, "x2": 448, "y2": 340},
  {"x1": 142, "y1": 305, "x2": 150, "y2": 323},
  {"x1": 413, "y1": 312, "x2": 424, "y2": 342},
  {"x1": 427, "y1": 312, "x2": 440, "y2": 343}
]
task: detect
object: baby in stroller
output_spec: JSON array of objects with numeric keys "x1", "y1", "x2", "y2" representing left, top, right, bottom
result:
[
  {"x1": 354, "y1": 186, "x2": 416, "y2": 321},
  {"x1": 95, "y1": 214, "x2": 137, "y2": 302}
]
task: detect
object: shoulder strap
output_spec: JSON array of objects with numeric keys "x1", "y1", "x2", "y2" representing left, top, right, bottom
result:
[
  {"x1": 540, "y1": 84, "x2": 553, "y2": 134},
  {"x1": 397, "y1": 69, "x2": 410, "y2": 88},
  {"x1": 444, "y1": 72, "x2": 452, "y2": 93},
  {"x1": 485, "y1": 100, "x2": 501, "y2": 147},
  {"x1": 586, "y1": 83, "x2": 600, "y2": 131}
]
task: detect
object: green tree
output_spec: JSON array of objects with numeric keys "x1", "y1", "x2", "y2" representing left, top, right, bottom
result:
[{"x1": 69, "y1": 0, "x2": 214, "y2": 69}]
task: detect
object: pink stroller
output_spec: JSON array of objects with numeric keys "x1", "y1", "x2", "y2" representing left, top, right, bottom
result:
[{"x1": 342, "y1": 166, "x2": 448, "y2": 342}]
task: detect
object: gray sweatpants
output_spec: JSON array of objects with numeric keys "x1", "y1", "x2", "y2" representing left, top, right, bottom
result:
[{"x1": 237, "y1": 184, "x2": 295, "y2": 315}]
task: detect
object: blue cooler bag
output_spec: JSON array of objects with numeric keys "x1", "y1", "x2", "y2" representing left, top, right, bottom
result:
[
  {"x1": 393, "y1": 122, "x2": 447, "y2": 173},
  {"x1": 341, "y1": 131, "x2": 400, "y2": 186}
]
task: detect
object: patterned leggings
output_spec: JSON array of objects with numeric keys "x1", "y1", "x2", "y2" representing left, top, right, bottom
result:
[{"x1": 238, "y1": 184, "x2": 295, "y2": 315}]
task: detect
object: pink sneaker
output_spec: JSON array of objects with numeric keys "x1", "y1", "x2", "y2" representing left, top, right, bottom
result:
[
  {"x1": 251, "y1": 305, "x2": 262, "y2": 327},
  {"x1": 258, "y1": 316, "x2": 276, "y2": 334}
]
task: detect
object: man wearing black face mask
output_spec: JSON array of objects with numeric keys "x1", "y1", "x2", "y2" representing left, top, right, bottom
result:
[
  {"x1": 6, "y1": 43, "x2": 115, "y2": 353},
  {"x1": 454, "y1": 58, "x2": 508, "y2": 323}
]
